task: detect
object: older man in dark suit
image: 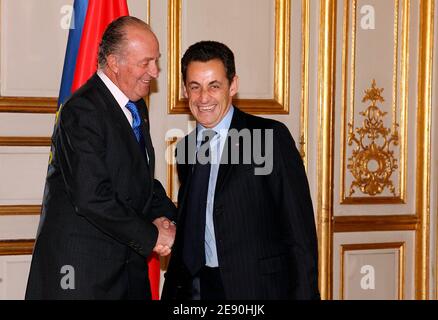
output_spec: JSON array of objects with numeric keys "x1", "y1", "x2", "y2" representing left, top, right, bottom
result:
[
  {"x1": 162, "y1": 41, "x2": 320, "y2": 300},
  {"x1": 26, "y1": 16, "x2": 176, "y2": 299}
]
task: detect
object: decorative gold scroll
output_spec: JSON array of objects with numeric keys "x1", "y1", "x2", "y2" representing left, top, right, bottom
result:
[{"x1": 347, "y1": 80, "x2": 399, "y2": 197}]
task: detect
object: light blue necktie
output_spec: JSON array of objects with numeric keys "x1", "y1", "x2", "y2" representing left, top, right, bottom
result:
[{"x1": 125, "y1": 101, "x2": 142, "y2": 142}]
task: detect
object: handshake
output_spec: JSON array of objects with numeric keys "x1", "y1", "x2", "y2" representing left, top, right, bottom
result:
[{"x1": 152, "y1": 217, "x2": 176, "y2": 256}]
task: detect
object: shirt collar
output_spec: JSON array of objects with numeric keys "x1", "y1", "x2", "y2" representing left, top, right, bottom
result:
[
  {"x1": 97, "y1": 69, "x2": 129, "y2": 109},
  {"x1": 196, "y1": 105, "x2": 235, "y2": 142}
]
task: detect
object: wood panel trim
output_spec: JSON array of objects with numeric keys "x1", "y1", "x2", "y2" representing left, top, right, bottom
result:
[
  {"x1": 0, "y1": 97, "x2": 57, "y2": 114},
  {"x1": 0, "y1": 239, "x2": 35, "y2": 255},
  {"x1": 0, "y1": 137, "x2": 51, "y2": 146},
  {"x1": 0, "y1": 205, "x2": 41, "y2": 216},
  {"x1": 334, "y1": 215, "x2": 419, "y2": 232}
]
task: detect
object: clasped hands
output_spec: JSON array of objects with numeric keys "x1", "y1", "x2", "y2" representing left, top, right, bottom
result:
[{"x1": 152, "y1": 217, "x2": 176, "y2": 256}]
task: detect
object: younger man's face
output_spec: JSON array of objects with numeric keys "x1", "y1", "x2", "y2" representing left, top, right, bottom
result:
[{"x1": 184, "y1": 59, "x2": 238, "y2": 128}]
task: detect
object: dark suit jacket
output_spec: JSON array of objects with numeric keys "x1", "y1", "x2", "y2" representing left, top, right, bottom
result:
[
  {"x1": 25, "y1": 74, "x2": 176, "y2": 299},
  {"x1": 162, "y1": 107, "x2": 319, "y2": 300}
]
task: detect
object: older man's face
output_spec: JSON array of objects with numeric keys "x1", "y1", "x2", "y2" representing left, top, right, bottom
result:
[{"x1": 114, "y1": 26, "x2": 160, "y2": 101}]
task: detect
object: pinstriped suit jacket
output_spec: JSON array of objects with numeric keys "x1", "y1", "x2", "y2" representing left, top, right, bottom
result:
[{"x1": 162, "y1": 107, "x2": 320, "y2": 300}]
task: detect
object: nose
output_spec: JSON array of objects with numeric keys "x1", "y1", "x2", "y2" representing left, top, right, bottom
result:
[
  {"x1": 199, "y1": 87, "x2": 210, "y2": 103},
  {"x1": 147, "y1": 60, "x2": 159, "y2": 78}
]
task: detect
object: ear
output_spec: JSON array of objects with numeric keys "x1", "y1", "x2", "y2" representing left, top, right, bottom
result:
[
  {"x1": 183, "y1": 84, "x2": 189, "y2": 98},
  {"x1": 106, "y1": 54, "x2": 119, "y2": 74},
  {"x1": 229, "y1": 75, "x2": 239, "y2": 97}
]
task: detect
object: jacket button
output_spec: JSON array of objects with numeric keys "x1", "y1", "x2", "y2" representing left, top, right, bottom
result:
[{"x1": 214, "y1": 206, "x2": 223, "y2": 215}]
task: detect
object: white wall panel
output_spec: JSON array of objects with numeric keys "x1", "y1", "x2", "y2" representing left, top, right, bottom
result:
[
  {"x1": 332, "y1": 0, "x2": 419, "y2": 215},
  {"x1": 182, "y1": 0, "x2": 275, "y2": 99},
  {"x1": 0, "y1": 216, "x2": 39, "y2": 240},
  {"x1": 0, "y1": 255, "x2": 32, "y2": 299},
  {"x1": 0, "y1": 114, "x2": 55, "y2": 136},
  {"x1": 333, "y1": 231, "x2": 415, "y2": 300},
  {"x1": 127, "y1": 0, "x2": 149, "y2": 22},
  {"x1": 0, "y1": 147, "x2": 49, "y2": 205},
  {"x1": 0, "y1": 0, "x2": 73, "y2": 97}
]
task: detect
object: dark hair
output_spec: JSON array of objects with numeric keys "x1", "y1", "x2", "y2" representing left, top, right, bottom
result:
[
  {"x1": 98, "y1": 16, "x2": 150, "y2": 68},
  {"x1": 181, "y1": 41, "x2": 236, "y2": 84}
]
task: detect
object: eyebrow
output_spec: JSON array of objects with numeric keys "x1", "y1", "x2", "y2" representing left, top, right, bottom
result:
[
  {"x1": 188, "y1": 80, "x2": 222, "y2": 86},
  {"x1": 143, "y1": 53, "x2": 162, "y2": 61}
]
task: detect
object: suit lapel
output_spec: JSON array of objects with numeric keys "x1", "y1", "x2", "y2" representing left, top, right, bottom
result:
[
  {"x1": 137, "y1": 99, "x2": 155, "y2": 178},
  {"x1": 215, "y1": 108, "x2": 246, "y2": 195},
  {"x1": 135, "y1": 99, "x2": 159, "y2": 217},
  {"x1": 176, "y1": 130, "x2": 197, "y2": 222}
]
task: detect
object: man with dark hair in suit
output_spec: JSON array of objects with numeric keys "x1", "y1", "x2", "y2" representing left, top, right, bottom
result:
[
  {"x1": 162, "y1": 41, "x2": 320, "y2": 300},
  {"x1": 26, "y1": 16, "x2": 176, "y2": 299}
]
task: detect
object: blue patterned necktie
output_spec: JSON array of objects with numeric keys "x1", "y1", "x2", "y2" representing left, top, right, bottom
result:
[
  {"x1": 125, "y1": 101, "x2": 142, "y2": 142},
  {"x1": 125, "y1": 100, "x2": 148, "y2": 162}
]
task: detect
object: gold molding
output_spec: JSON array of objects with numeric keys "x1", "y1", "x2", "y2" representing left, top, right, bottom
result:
[
  {"x1": 340, "y1": 0, "x2": 408, "y2": 204},
  {"x1": 167, "y1": 0, "x2": 290, "y2": 114},
  {"x1": 317, "y1": 0, "x2": 336, "y2": 300},
  {"x1": 341, "y1": 196, "x2": 404, "y2": 205},
  {"x1": 299, "y1": 0, "x2": 310, "y2": 168},
  {"x1": 166, "y1": 137, "x2": 179, "y2": 202},
  {"x1": 334, "y1": 215, "x2": 419, "y2": 233},
  {"x1": 415, "y1": 0, "x2": 434, "y2": 300},
  {"x1": 0, "y1": 137, "x2": 51, "y2": 147},
  {"x1": 0, "y1": 205, "x2": 41, "y2": 216},
  {"x1": 399, "y1": 0, "x2": 410, "y2": 205},
  {"x1": 340, "y1": 242, "x2": 405, "y2": 300},
  {"x1": 0, "y1": 97, "x2": 57, "y2": 114},
  {"x1": 146, "y1": 0, "x2": 150, "y2": 24},
  {"x1": 0, "y1": 239, "x2": 35, "y2": 255}
]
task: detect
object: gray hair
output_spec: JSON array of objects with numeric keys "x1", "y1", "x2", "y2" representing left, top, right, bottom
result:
[{"x1": 98, "y1": 16, "x2": 151, "y2": 68}]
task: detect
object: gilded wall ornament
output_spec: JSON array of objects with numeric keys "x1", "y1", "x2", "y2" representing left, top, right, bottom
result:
[{"x1": 347, "y1": 80, "x2": 399, "y2": 196}]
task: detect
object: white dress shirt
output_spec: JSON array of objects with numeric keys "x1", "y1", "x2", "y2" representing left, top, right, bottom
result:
[{"x1": 97, "y1": 69, "x2": 134, "y2": 128}]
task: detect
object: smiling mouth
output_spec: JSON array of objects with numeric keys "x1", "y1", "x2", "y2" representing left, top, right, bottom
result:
[{"x1": 198, "y1": 105, "x2": 215, "y2": 112}]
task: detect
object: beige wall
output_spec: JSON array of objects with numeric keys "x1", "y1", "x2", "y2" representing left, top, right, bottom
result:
[{"x1": 0, "y1": 0, "x2": 436, "y2": 300}]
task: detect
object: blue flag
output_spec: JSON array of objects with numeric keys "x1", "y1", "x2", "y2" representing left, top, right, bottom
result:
[{"x1": 58, "y1": 0, "x2": 88, "y2": 109}]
